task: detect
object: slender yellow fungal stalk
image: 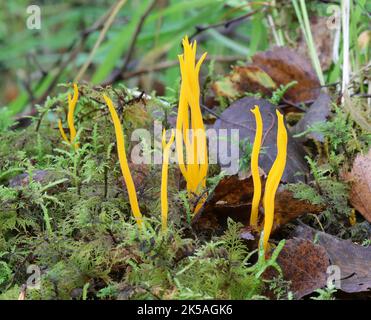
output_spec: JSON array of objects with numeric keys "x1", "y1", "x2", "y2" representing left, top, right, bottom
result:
[
  {"x1": 250, "y1": 105, "x2": 263, "y2": 227},
  {"x1": 175, "y1": 36, "x2": 208, "y2": 215},
  {"x1": 58, "y1": 83, "x2": 79, "y2": 150},
  {"x1": 67, "y1": 83, "x2": 79, "y2": 150},
  {"x1": 161, "y1": 129, "x2": 175, "y2": 232},
  {"x1": 262, "y1": 110, "x2": 288, "y2": 251},
  {"x1": 103, "y1": 94, "x2": 143, "y2": 229},
  {"x1": 58, "y1": 119, "x2": 69, "y2": 144}
]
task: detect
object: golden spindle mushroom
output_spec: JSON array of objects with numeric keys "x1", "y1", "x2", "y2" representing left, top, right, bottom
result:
[
  {"x1": 261, "y1": 110, "x2": 288, "y2": 251},
  {"x1": 58, "y1": 83, "x2": 79, "y2": 150},
  {"x1": 175, "y1": 36, "x2": 208, "y2": 212},
  {"x1": 250, "y1": 105, "x2": 263, "y2": 227},
  {"x1": 161, "y1": 129, "x2": 175, "y2": 232},
  {"x1": 103, "y1": 94, "x2": 143, "y2": 229},
  {"x1": 67, "y1": 83, "x2": 79, "y2": 150}
]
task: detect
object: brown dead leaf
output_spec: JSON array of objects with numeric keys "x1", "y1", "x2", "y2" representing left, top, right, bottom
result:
[
  {"x1": 213, "y1": 97, "x2": 309, "y2": 182},
  {"x1": 343, "y1": 150, "x2": 371, "y2": 222},
  {"x1": 292, "y1": 92, "x2": 331, "y2": 142},
  {"x1": 192, "y1": 175, "x2": 323, "y2": 234},
  {"x1": 252, "y1": 47, "x2": 321, "y2": 105},
  {"x1": 212, "y1": 65, "x2": 276, "y2": 100},
  {"x1": 265, "y1": 238, "x2": 330, "y2": 299},
  {"x1": 294, "y1": 224, "x2": 371, "y2": 293}
]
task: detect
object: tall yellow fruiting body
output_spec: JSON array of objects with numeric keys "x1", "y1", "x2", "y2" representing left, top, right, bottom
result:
[
  {"x1": 161, "y1": 129, "x2": 175, "y2": 232},
  {"x1": 262, "y1": 110, "x2": 287, "y2": 251},
  {"x1": 250, "y1": 105, "x2": 263, "y2": 227},
  {"x1": 175, "y1": 36, "x2": 208, "y2": 213},
  {"x1": 103, "y1": 94, "x2": 143, "y2": 229},
  {"x1": 58, "y1": 83, "x2": 79, "y2": 150}
]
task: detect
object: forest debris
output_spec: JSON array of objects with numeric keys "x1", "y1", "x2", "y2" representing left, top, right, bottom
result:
[
  {"x1": 192, "y1": 175, "x2": 323, "y2": 234},
  {"x1": 9, "y1": 170, "x2": 51, "y2": 188},
  {"x1": 343, "y1": 93, "x2": 371, "y2": 133},
  {"x1": 292, "y1": 92, "x2": 331, "y2": 142},
  {"x1": 294, "y1": 224, "x2": 371, "y2": 293},
  {"x1": 297, "y1": 17, "x2": 335, "y2": 71},
  {"x1": 8, "y1": 170, "x2": 69, "y2": 193},
  {"x1": 358, "y1": 30, "x2": 370, "y2": 51},
  {"x1": 213, "y1": 97, "x2": 308, "y2": 182},
  {"x1": 342, "y1": 150, "x2": 371, "y2": 222},
  {"x1": 18, "y1": 284, "x2": 27, "y2": 300},
  {"x1": 265, "y1": 238, "x2": 330, "y2": 299},
  {"x1": 212, "y1": 65, "x2": 276, "y2": 99},
  {"x1": 252, "y1": 47, "x2": 320, "y2": 105}
]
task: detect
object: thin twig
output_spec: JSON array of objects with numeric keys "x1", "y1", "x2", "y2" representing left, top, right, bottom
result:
[
  {"x1": 121, "y1": 0, "x2": 159, "y2": 74},
  {"x1": 189, "y1": 8, "x2": 264, "y2": 40},
  {"x1": 74, "y1": 0, "x2": 128, "y2": 82}
]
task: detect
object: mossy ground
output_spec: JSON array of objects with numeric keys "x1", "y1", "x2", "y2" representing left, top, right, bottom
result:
[
  {"x1": 0, "y1": 84, "x2": 369, "y2": 300},
  {"x1": 0, "y1": 85, "x2": 286, "y2": 300}
]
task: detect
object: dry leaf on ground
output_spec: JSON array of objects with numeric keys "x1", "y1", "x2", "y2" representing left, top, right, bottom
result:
[
  {"x1": 292, "y1": 92, "x2": 331, "y2": 142},
  {"x1": 252, "y1": 47, "x2": 321, "y2": 105},
  {"x1": 265, "y1": 238, "x2": 330, "y2": 299},
  {"x1": 212, "y1": 65, "x2": 276, "y2": 100},
  {"x1": 294, "y1": 224, "x2": 371, "y2": 293},
  {"x1": 192, "y1": 175, "x2": 323, "y2": 234},
  {"x1": 213, "y1": 97, "x2": 308, "y2": 182},
  {"x1": 342, "y1": 150, "x2": 371, "y2": 222}
]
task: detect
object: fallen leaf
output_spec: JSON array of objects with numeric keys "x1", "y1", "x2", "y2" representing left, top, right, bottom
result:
[
  {"x1": 292, "y1": 92, "x2": 331, "y2": 142},
  {"x1": 213, "y1": 97, "x2": 309, "y2": 182},
  {"x1": 265, "y1": 238, "x2": 330, "y2": 299},
  {"x1": 9, "y1": 170, "x2": 51, "y2": 188},
  {"x1": 212, "y1": 65, "x2": 276, "y2": 100},
  {"x1": 252, "y1": 47, "x2": 321, "y2": 105},
  {"x1": 343, "y1": 150, "x2": 371, "y2": 222},
  {"x1": 294, "y1": 224, "x2": 371, "y2": 293},
  {"x1": 192, "y1": 175, "x2": 323, "y2": 234}
]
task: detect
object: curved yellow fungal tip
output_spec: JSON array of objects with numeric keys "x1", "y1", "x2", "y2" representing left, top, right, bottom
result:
[
  {"x1": 262, "y1": 109, "x2": 288, "y2": 252},
  {"x1": 161, "y1": 129, "x2": 175, "y2": 232},
  {"x1": 250, "y1": 105, "x2": 263, "y2": 227},
  {"x1": 175, "y1": 35, "x2": 208, "y2": 215},
  {"x1": 58, "y1": 119, "x2": 69, "y2": 144},
  {"x1": 103, "y1": 94, "x2": 143, "y2": 229},
  {"x1": 58, "y1": 83, "x2": 80, "y2": 149},
  {"x1": 67, "y1": 83, "x2": 79, "y2": 150}
]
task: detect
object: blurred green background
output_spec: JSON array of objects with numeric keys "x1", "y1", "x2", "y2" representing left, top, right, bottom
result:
[{"x1": 0, "y1": 0, "x2": 369, "y2": 128}]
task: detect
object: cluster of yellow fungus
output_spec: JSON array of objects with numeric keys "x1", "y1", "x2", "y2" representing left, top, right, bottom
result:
[
  {"x1": 58, "y1": 83, "x2": 79, "y2": 150},
  {"x1": 249, "y1": 106, "x2": 288, "y2": 252},
  {"x1": 103, "y1": 94, "x2": 144, "y2": 229},
  {"x1": 63, "y1": 36, "x2": 209, "y2": 232},
  {"x1": 58, "y1": 40, "x2": 287, "y2": 242},
  {"x1": 176, "y1": 36, "x2": 208, "y2": 214}
]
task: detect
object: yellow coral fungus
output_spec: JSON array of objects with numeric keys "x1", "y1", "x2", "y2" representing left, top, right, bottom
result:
[
  {"x1": 250, "y1": 105, "x2": 263, "y2": 227},
  {"x1": 175, "y1": 36, "x2": 208, "y2": 214},
  {"x1": 58, "y1": 83, "x2": 79, "y2": 150},
  {"x1": 103, "y1": 94, "x2": 143, "y2": 229},
  {"x1": 262, "y1": 110, "x2": 287, "y2": 251},
  {"x1": 349, "y1": 209, "x2": 356, "y2": 226},
  {"x1": 161, "y1": 129, "x2": 175, "y2": 232}
]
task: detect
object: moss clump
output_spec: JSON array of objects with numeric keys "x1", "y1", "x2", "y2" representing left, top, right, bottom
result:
[{"x1": 0, "y1": 85, "x2": 287, "y2": 300}]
